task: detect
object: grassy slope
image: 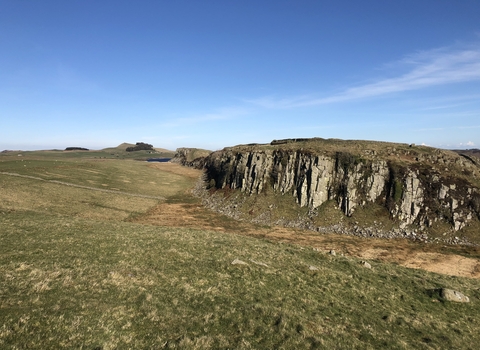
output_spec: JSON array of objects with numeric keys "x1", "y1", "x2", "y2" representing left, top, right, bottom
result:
[
  {"x1": 183, "y1": 148, "x2": 212, "y2": 162},
  {"x1": 1, "y1": 153, "x2": 480, "y2": 349},
  {"x1": 2, "y1": 143, "x2": 175, "y2": 162}
]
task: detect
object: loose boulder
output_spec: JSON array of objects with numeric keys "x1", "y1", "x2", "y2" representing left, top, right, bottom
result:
[
  {"x1": 360, "y1": 261, "x2": 372, "y2": 269},
  {"x1": 231, "y1": 259, "x2": 248, "y2": 265},
  {"x1": 440, "y1": 288, "x2": 470, "y2": 303}
]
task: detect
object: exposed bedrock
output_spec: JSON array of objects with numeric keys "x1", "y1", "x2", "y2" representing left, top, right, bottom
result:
[{"x1": 204, "y1": 147, "x2": 480, "y2": 232}]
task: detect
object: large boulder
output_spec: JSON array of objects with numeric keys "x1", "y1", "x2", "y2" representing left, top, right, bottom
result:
[{"x1": 440, "y1": 288, "x2": 470, "y2": 303}]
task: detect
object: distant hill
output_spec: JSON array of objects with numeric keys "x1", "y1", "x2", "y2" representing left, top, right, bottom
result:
[
  {"x1": 101, "y1": 143, "x2": 136, "y2": 152},
  {"x1": 102, "y1": 143, "x2": 174, "y2": 153},
  {"x1": 154, "y1": 147, "x2": 174, "y2": 153}
]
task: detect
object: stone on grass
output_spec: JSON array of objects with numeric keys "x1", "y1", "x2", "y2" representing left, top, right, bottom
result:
[
  {"x1": 231, "y1": 259, "x2": 248, "y2": 265},
  {"x1": 250, "y1": 259, "x2": 268, "y2": 267},
  {"x1": 329, "y1": 250, "x2": 336, "y2": 256},
  {"x1": 440, "y1": 288, "x2": 470, "y2": 303},
  {"x1": 360, "y1": 261, "x2": 372, "y2": 269}
]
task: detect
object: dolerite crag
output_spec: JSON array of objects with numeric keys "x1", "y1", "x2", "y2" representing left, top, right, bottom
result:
[
  {"x1": 171, "y1": 147, "x2": 211, "y2": 168},
  {"x1": 203, "y1": 138, "x2": 480, "y2": 237}
]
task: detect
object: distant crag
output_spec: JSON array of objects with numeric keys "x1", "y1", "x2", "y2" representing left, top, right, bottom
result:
[
  {"x1": 171, "y1": 148, "x2": 211, "y2": 168},
  {"x1": 197, "y1": 138, "x2": 480, "y2": 244}
]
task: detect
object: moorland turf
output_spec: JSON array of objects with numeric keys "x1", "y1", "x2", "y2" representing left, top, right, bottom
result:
[{"x1": 1, "y1": 152, "x2": 479, "y2": 349}]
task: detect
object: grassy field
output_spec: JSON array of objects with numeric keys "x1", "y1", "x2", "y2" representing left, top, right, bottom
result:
[
  {"x1": 1, "y1": 143, "x2": 175, "y2": 162},
  {"x1": 1, "y1": 153, "x2": 480, "y2": 349}
]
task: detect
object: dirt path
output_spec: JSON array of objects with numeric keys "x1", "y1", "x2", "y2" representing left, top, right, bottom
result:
[{"x1": 135, "y1": 163, "x2": 480, "y2": 279}]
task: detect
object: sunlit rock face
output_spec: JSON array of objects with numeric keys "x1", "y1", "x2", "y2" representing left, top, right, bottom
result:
[{"x1": 204, "y1": 139, "x2": 480, "y2": 232}]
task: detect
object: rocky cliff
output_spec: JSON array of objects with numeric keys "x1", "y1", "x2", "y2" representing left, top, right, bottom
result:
[
  {"x1": 171, "y1": 148, "x2": 211, "y2": 168},
  {"x1": 201, "y1": 138, "x2": 480, "y2": 242}
]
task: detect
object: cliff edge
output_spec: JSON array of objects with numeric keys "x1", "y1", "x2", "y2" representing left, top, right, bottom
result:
[
  {"x1": 198, "y1": 138, "x2": 480, "y2": 244},
  {"x1": 171, "y1": 148, "x2": 211, "y2": 168}
]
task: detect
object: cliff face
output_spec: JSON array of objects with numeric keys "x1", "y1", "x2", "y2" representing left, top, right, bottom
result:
[
  {"x1": 171, "y1": 148, "x2": 211, "y2": 168},
  {"x1": 204, "y1": 140, "x2": 480, "y2": 234}
]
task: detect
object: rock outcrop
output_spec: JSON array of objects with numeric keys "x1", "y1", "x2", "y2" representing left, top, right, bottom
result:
[
  {"x1": 171, "y1": 148, "x2": 211, "y2": 169},
  {"x1": 440, "y1": 288, "x2": 470, "y2": 303},
  {"x1": 202, "y1": 138, "x2": 480, "y2": 236}
]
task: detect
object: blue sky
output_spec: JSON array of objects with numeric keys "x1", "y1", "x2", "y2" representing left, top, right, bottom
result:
[{"x1": 1, "y1": 0, "x2": 480, "y2": 151}]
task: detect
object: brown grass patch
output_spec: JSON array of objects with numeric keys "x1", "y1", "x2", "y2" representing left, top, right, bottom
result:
[{"x1": 132, "y1": 187, "x2": 480, "y2": 279}]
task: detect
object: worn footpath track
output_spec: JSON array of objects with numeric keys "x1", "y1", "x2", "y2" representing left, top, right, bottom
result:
[{"x1": 0, "y1": 171, "x2": 166, "y2": 200}]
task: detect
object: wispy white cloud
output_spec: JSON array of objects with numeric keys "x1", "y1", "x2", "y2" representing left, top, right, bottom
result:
[
  {"x1": 404, "y1": 93, "x2": 480, "y2": 110},
  {"x1": 418, "y1": 102, "x2": 476, "y2": 111},
  {"x1": 247, "y1": 44, "x2": 480, "y2": 109}
]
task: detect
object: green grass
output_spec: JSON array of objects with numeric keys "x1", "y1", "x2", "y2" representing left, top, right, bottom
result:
[
  {"x1": 180, "y1": 148, "x2": 212, "y2": 162},
  {"x1": 0, "y1": 157, "x2": 188, "y2": 198},
  {"x1": 2, "y1": 211, "x2": 479, "y2": 349},
  {"x1": 1, "y1": 146, "x2": 175, "y2": 161},
  {"x1": 1, "y1": 153, "x2": 480, "y2": 349}
]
